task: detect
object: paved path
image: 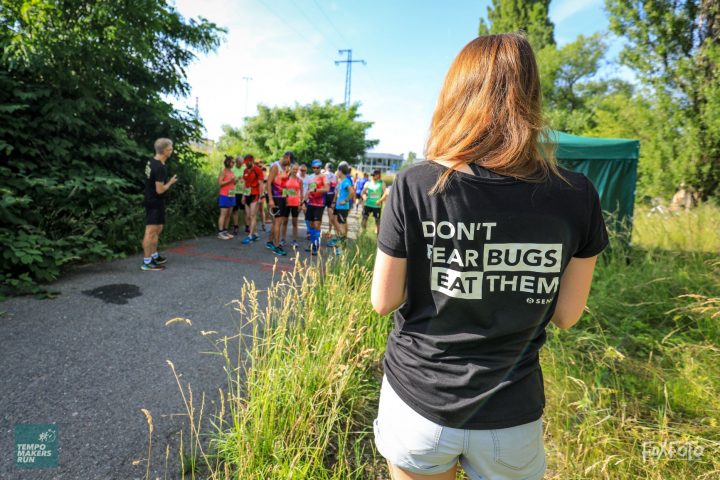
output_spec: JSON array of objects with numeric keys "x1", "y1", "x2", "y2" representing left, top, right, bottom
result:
[{"x1": 0, "y1": 209, "x2": 367, "y2": 479}]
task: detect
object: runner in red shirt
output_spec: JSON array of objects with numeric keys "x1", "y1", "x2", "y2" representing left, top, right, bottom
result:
[
  {"x1": 281, "y1": 163, "x2": 304, "y2": 249},
  {"x1": 240, "y1": 154, "x2": 265, "y2": 245},
  {"x1": 303, "y1": 159, "x2": 329, "y2": 255}
]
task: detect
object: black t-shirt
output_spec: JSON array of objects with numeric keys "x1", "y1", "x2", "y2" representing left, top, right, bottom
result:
[
  {"x1": 144, "y1": 158, "x2": 167, "y2": 207},
  {"x1": 378, "y1": 161, "x2": 608, "y2": 429}
]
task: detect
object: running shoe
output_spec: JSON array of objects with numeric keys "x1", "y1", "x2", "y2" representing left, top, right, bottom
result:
[
  {"x1": 291, "y1": 240, "x2": 299, "y2": 249},
  {"x1": 218, "y1": 231, "x2": 231, "y2": 240},
  {"x1": 141, "y1": 261, "x2": 165, "y2": 271},
  {"x1": 311, "y1": 245, "x2": 318, "y2": 256},
  {"x1": 251, "y1": 234, "x2": 259, "y2": 242},
  {"x1": 279, "y1": 239, "x2": 286, "y2": 247},
  {"x1": 334, "y1": 247, "x2": 342, "y2": 256},
  {"x1": 225, "y1": 231, "x2": 234, "y2": 239},
  {"x1": 153, "y1": 255, "x2": 167, "y2": 264},
  {"x1": 265, "y1": 241, "x2": 274, "y2": 250},
  {"x1": 327, "y1": 238, "x2": 337, "y2": 247},
  {"x1": 241, "y1": 235, "x2": 253, "y2": 245},
  {"x1": 232, "y1": 226, "x2": 239, "y2": 236},
  {"x1": 273, "y1": 245, "x2": 287, "y2": 256}
]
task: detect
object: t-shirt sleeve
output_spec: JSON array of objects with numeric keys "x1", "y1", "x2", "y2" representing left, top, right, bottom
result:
[
  {"x1": 574, "y1": 177, "x2": 609, "y2": 258},
  {"x1": 152, "y1": 162, "x2": 167, "y2": 184},
  {"x1": 377, "y1": 176, "x2": 407, "y2": 258}
]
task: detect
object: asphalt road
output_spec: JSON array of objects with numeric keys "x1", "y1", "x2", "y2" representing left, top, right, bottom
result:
[{"x1": 0, "y1": 211, "x2": 363, "y2": 480}]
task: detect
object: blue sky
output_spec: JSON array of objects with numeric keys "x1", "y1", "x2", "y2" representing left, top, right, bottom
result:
[{"x1": 173, "y1": 0, "x2": 623, "y2": 157}]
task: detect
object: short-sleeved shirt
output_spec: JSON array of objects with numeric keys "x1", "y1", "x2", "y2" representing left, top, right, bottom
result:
[
  {"x1": 365, "y1": 180, "x2": 384, "y2": 208},
  {"x1": 144, "y1": 158, "x2": 167, "y2": 207},
  {"x1": 335, "y1": 177, "x2": 353, "y2": 211},
  {"x1": 243, "y1": 165, "x2": 264, "y2": 196},
  {"x1": 284, "y1": 177, "x2": 302, "y2": 207},
  {"x1": 355, "y1": 177, "x2": 368, "y2": 195},
  {"x1": 230, "y1": 166, "x2": 243, "y2": 195},
  {"x1": 219, "y1": 168, "x2": 236, "y2": 197},
  {"x1": 326, "y1": 172, "x2": 337, "y2": 195},
  {"x1": 378, "y1": 161, "x2": 608, "y2": 430},
  {"x1": 307, "y1": 174, "x2": 327, "y2": 207}
]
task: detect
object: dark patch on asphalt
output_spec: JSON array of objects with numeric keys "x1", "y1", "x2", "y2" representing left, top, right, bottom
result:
[{"x1": 82, "y1": 283, "x2": 142, "y2": 305}]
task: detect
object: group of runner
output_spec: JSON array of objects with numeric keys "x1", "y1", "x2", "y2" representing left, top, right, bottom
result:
[{"x1": 215, "y1": 150, "x2": 390, "y2": 256}]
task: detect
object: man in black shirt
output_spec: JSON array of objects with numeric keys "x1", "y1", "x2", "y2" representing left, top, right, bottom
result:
[{"x1": 142, "y1": 138, "x2": 178, "y2": 271}]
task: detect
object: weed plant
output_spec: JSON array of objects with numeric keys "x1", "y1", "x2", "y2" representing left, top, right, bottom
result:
[{"x1": 173, "y1": 205, "x2": 719, "y2": 479}]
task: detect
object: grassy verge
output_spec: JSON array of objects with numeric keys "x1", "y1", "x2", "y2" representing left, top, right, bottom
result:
[{"x1": 176, "y1": 205, "x2": 719, "y2": 479}]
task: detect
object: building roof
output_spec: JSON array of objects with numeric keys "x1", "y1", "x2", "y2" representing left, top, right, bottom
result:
[{"x1": 364, "y1": 152, "x2": 405, "y2": 161}]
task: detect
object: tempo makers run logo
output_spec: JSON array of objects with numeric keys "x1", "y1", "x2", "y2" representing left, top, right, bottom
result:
[
  {"x1": 15, "y1": 424, "x2": 58, "y2": 468},
  {"x1": 642, "y1": 441, "x2": 704, "y2": 462}
]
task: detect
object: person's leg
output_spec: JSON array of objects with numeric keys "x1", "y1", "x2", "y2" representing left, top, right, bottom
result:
[
  {"x1": 327, "y1": 209, "x2": 335, "y2": 237},
  {"x1": 291, "y1": 215, "x2": 299, "y2": 242},
  {"x1": 374, "y1": 209, "x2": 381, "y2": 236},
  {"x1": 247, "y1": 197, "x2": 256, "y2": 233},
  {"x1": 143, "y1": 225, "x2": 160, "y2": 258},
  {"x1": 231, "y1": 205, "x2": 239, "y2": 233},
  {"x1": 387, "y1": 463, "x2": 458, "y2": 480},
  {"x1": 261, "y1": 197, "x2": 268, "y2": 229},
  {"x1": 218, "y1": 208, "x2": 231, "y2": 238},
  {"x1": 310, "y1": 220, "x2": 322, "y2": 252},
  {"x1": 248, "y1": 201, "x2": 258, "y2": 236},
  {"x1": 281, "y1": 217, "x2": 289, "y2": 244}
]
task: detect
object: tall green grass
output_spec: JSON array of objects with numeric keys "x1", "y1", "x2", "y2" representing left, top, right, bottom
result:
[{"x1": 170, "y1": 205, "x2": 719, "y2": 479}]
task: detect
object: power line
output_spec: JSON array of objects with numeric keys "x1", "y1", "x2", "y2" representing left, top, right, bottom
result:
[
  {"x1": 335, "y1": 49, "x2": 366, "y2": 106},
  {"x1": 310, "y1": 0, "x2": 352, "y2": 49},
  {"x1": 254, "y1": 0, "x2": 316, "y2": 47},
  {"x1": 287, "y1": 0, "x2": 339, "y2": 50}
]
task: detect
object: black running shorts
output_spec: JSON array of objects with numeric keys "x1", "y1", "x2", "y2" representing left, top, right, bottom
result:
[
  {"x1": 305, "y1": 205, "x2": 325, "y2": 222},
  {"x1": 286, "y1": 205, "x2": 299, "y2": 218},
  {"x1": 335, "y1": 209, "x2": 349, "y2": 224},
  {"x1": 145, "y1": 203, "x2": 166, "y2": 225},
  {"x1": 325, "y1": 193, "x2": 335, "y2": 209},
  {"x1": 271, "y1": 196, "x2": 288, "y2": 217},
  {"x1": 363, "y1": 206, "x2": 381, "y2": 220}
]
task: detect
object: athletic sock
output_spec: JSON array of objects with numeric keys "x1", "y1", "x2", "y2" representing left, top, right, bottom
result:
[{"x1": 144, "y1": 257, "x2": 152, "y2": 265}]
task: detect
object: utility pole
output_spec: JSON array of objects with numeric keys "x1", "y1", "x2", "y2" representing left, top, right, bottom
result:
[
  {"x1": 335, "y1": 50, "x2": 365, "y2": 106},
  {"x1": 242, "y1": 76, "x2": 253, "y2": 118}
]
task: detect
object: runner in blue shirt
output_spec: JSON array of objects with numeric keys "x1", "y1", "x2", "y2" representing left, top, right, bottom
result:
[
  {"x1": 330, "y1": 161, "x2": 354, "y2": 255},
  {"x1": 354, "y1": 172, "x2": 369, "y2": 212}
]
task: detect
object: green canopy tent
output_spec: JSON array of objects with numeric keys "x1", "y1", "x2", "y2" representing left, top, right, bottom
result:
[{"x1": 546, "y1": 130, "x2": 640, "y2": 235}]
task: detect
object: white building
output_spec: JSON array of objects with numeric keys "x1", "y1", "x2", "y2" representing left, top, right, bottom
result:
[{"x1": 355, "y1": 152, "x2": 405, "y2": 174}]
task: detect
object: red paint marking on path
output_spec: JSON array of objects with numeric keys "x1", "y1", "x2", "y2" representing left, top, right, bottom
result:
[{"x1": 167, "y1": 243, "x2": 294, "y2": 272}]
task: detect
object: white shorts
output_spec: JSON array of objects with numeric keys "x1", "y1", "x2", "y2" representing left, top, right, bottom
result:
[{"x1": 373, "y1": 376, "x2": 546, "y2": 479}]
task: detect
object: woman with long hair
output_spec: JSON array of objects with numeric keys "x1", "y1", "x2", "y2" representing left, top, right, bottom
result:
[
  {"x1": 216, "y1": 155, "x2": 237, "y2": 240},
  {"x1": 371, "y1": 33, "x2": 608, "y2": 480}
]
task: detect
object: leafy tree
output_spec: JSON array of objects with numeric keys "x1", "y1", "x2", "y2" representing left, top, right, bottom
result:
[
  {"x1": 241, "y1": 101, "x2": 378, "y2": 166},
  {"x1": 606, "y1": 0, "x2": 720, "y2": 197},
  {"x1": 399, "y1": 151, "x2": 417, "y2": 171},
  {"x1": 478, "y1": 0, "x2": 555, "y2": 51},
  {"x1": 0, "y1": 0, "x2": 224, "y2": 294},
  {"x1": 477, "y1": 3, "x2": 610, "y2": 134}
]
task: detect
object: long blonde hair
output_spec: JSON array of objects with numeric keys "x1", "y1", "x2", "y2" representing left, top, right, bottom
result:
[{"x1": 425, "y1": 33, "x2": 558, "y2": 193}]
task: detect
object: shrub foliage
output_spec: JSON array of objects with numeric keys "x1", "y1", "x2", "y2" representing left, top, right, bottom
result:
[{"x1": 0, "y1": 0, "x2": 224, "y2": 295}]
